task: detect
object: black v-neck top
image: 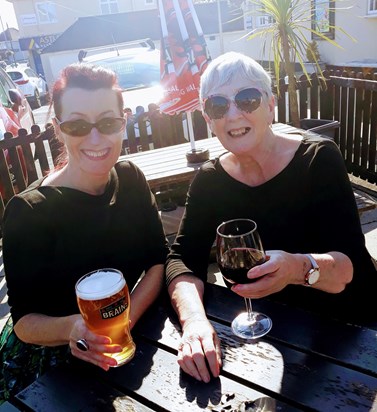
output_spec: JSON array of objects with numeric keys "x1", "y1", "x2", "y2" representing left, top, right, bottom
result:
[
  {"x1": 167, "y1": 135, "x2": 377, "y2": 324},
  {"x1": 3, "y1": 160, "x2": 169, "y2": 324}
]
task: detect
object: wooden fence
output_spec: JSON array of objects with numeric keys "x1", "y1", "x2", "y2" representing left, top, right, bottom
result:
[
  {"x1": 0, "y1": 69, "x2": 376, "y2": 223},
  {"x1": 122, "y1": 107, "x2": 208, "y2": 154},
  {"x1": 0, "y1": 124, "x2": 63, "y2": 217},
  {"x1": 275, "y1": 70, "x2": 377, "y2": 184}
]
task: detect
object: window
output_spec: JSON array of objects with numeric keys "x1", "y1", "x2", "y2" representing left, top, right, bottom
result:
[
  {"x1": 312, "y1": 0, "x2": 335, "y2": 40},
  {"x1": 244, "y1": 14, "x2": 253, "y2": 30},
  {"x1": 25, "y1": 68, "x2": 38, "y2": 78},
  {"x1": 100, "y1": 0, "x2": 119, "y2": 14},
  {"x1": 0, "y1": 79, "x2": 9, "y2": 108},
  {"x1": 35, "y1": 2, "x2": 57, "y2": 24},
  {"x1": 145, "y1": 0, "x2": 154, "y2": 4},
  {"x1": 257, "y1": 15, "x2": 274, "y2": 27},
  {"x1": 368, "y1": 0, "x2": 377, "y2": 14}
]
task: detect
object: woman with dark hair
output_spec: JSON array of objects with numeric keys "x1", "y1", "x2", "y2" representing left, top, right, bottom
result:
[{"x1": 0, "y1": 63, "x2": 168, "y2": 403}]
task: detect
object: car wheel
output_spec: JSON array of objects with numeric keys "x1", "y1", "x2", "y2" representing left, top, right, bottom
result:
[{"x1": 31, "y1": 89, "x2": 41, "y2": 109}]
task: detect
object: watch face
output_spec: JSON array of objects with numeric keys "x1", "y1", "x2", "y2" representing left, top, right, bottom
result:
[{"x1": 308, "y1": 269, "x2": 320, "y2": 285}]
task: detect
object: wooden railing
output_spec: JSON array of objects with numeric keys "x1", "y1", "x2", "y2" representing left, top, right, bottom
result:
[
  {"x1": 275, "y1": 70, "x2": 377, "y2": 184},
  {"x1": 0, "y1": 124, "x2": 61, "y2": 219},
  {"x1": 122, "y1": 107, "x2": 207, "y2": 154}
]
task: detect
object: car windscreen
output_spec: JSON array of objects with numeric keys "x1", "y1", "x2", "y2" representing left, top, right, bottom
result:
[
  {"x1": 91, "y1": 55, "x2": 160, "y2": 90},
  {"x1": 7, "y1": 71, "x2": 23, "y2": 81}
]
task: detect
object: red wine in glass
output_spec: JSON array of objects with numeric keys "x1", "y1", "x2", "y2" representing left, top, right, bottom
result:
[
  {"x1": 216, "y1": 219, "x2": 272, "y2": 339},
  {"x1": 218, "y1": 247, "x2": 266, "y2": 285}
]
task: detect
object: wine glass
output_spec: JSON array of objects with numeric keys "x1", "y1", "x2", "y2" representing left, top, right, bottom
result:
[{"x1": 216, "y1": 218, "x2": 272, "y2": 339}]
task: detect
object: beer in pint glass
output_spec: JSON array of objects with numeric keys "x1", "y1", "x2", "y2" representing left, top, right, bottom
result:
[{"x1": 75, "y1": 268, "x2": 136, "y2": 366}]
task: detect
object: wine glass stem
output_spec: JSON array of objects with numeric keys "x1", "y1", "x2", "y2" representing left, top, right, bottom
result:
[{"x1": 244, "y1": 298, "x2": 255, "y2": 322}]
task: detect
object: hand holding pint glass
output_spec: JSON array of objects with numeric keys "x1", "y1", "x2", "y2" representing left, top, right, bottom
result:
[{"x1": 75, "y1": 268, "x2": 136, "y2": 367}]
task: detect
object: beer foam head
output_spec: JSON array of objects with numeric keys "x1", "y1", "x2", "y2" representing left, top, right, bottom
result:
[{"x1": 76, "y1": 269, "x2": 126, "y2": 300}]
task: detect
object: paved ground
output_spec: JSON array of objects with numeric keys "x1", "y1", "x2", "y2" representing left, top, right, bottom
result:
[{"x1": 1, "y1": 194, "x2": 377, "y2": 332}]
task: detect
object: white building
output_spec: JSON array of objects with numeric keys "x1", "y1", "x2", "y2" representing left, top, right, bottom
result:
[{"x1": 6, "y1": 0, "x2": 377, "y2": 86}]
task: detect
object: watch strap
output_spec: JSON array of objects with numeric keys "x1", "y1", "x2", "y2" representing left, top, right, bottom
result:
[
  {"x1": 305, "y1": 254, "x2": 319, "y2": 270},
  {"x1": 304, "y1": 254, "x2": 320, "y2": 286}
]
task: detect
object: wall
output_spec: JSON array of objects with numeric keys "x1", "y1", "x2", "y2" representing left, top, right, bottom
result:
[
  {"x1": 10, "y1": 0, "x2": 377, "y2": 84},
  {"x1": 10, "y1": 0, "x2": 158, "y2": 38},
  {"x1": 318, "y1": 0, "x2": 377, "y2": 65}
]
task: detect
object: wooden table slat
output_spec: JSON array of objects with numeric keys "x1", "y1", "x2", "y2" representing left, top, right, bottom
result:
[
  {"x1": 132, "y1": 292, "x2": 377, "y2": 411},
  {"x1": 16, "y1": 365, "x2": 155, "y2": 412},
  {"x1": 204, "y1": 284, "x2": 377, "y2": 376},
  {"x1": 0, "y1": 402, "x2": 22, "y2": 412},
  {"x1": 12, "y1": 286, "x2": 377, "y2": 411},
  {"x1": 17, "y1": 340, "x2": 300, "y2": 412}
]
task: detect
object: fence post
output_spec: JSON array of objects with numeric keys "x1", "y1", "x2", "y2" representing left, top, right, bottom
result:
[
  {"x1": 126, "y1": 121, "x2": 138, "y2": 153},
  {"x1": 0, "y1": 145, "x2": 14, "y2": 203},
  {"x1": 149, "y1": 104, "x2": 163, "y2": 149},
  {"x1": 5, "y1": 131, "x2": 27, "y2": 193}
]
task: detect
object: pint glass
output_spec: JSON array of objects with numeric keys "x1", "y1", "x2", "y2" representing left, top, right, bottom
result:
[{"x1": 75, "y1": 268, "x2": 136, "y2": 366}]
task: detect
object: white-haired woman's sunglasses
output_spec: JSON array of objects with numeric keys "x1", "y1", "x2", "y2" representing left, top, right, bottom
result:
[{"x1": 203, "y1": 87, "x2": 263, "y2": 120}]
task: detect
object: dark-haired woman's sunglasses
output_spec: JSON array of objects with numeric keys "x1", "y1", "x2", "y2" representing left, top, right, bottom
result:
[
  {"x1": 203, "y1": 87, "x2": 263, "y2": 120},
  {"x1": 55, "y1": 117, "x2": 126, "y2": 137}
]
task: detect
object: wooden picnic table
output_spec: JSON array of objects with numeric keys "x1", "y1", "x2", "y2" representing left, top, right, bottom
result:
[
  {"x1": 120, "y1": 122, "x2": 297, "y2": 189},
  {"x1": 5, "y1": 281, "x2": 377, "y2": 411}
]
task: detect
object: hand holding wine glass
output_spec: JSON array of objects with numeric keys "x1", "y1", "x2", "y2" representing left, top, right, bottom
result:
[{"x1": 216, "y1": 218, "x2": 272, "y2": 339}]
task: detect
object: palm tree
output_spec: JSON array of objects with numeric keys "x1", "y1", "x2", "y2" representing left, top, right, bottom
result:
[{"x1": 245, "y1": 0, "x2": 352, "y2": 127}]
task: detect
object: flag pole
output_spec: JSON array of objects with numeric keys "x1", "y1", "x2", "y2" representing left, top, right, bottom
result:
[{"x1": 187, "y1": 112, "x2": 195, "y2": 151}]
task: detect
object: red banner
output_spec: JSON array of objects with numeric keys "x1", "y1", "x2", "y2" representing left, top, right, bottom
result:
[{"x1": 158, "y1": 0, "x2": 211, "y2": 115}]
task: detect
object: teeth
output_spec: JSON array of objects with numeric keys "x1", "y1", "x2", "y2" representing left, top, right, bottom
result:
[
  {"x1": 84, "y1": 149, "x2": 108, "y2": 158},
  {"x1": 229, "y1": 127, "x2": 249, "y2": 137}
]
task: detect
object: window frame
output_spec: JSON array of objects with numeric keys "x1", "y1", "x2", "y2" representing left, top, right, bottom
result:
[
  {"x1": 100, "y1": 0, "x2": 119, "y2": 15},
  {"x1": 368, "y1": 0, "x2": 377, "y2": 15},
  {"x1": 35, "y1": 1, "x2": 57, "y2": 25},
  {"x1": 0, "y1": 77, "x2": 10, "y2": 108},
  {"x1": 257, "y1": 14, "x2": 274, "y2": 27},
  {"x1": 311, "y1": 0, "x2": 335, "y2": 40}
]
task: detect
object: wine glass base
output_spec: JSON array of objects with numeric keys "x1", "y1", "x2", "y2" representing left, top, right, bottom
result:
[{"x1": 231, "y1": 312, "x2": 272, "y2": 340}]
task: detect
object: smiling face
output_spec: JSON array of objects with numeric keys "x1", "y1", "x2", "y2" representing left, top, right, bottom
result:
[
  {"x1": 203, "y1": 79, "x2": 275, "y2": 156},
  {"x1": 55, "y1": 87, "x2": 124, "y2": 180}
]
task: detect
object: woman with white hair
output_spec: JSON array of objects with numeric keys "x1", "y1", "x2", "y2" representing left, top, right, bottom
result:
[{"x1": 166, "y1": 52, "x2": 377, "y2": 383}]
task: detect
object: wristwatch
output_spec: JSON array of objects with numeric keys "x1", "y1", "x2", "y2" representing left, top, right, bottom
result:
[{"x1": 304, "y1": 254, "x2": 320, "y2": 286}]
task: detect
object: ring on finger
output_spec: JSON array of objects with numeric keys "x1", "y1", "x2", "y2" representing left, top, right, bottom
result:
[{"x1": 76, "y1": 338, "x2": 89, "y2": 352}]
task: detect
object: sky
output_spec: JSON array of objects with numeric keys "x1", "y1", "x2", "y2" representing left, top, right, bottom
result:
[{"x1": 0, "y1": 0, "x2": 18, "y2": 30}]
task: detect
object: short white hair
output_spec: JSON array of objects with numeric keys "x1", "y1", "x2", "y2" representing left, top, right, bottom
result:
[{"x1": 199, "y1": 52, "x2": 272, "y2": 107}]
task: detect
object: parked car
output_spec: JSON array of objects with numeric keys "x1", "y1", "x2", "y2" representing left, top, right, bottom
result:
[
  {"x1": 0, "y1": 66, "x2": 35, "y2": 138},
  {"x1": 81, "y1": 41, "x2": 188, "y2": 143},
  {"x1": 82, "y1": 42, "x2": 163, "y2": 114},
  {"x1": 6, "y1": 64, "x2": 49, "y2": 109},
  {"x1": 0, "y1": 66, "x2": 35, "y2": 199}
]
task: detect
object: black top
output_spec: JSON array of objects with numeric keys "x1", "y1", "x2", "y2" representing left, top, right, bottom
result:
[
  {"x1": 3, "y1": 160, "x2": 169, "y2": 324},
  {"x1": 166, "y1": 135, "x2": 377, "y2": 323}
]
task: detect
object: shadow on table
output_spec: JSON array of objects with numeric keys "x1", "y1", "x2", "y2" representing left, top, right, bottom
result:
[
  {"x1": 267, "y1": 302, "x2": 377, "y2": 411},
  {"x1": 16, "y1": 301, "x2": 167, "y2": 411},
  {"x1": 180, "y1": 372, "x2": 222, "y2": 409},
  {"x1": 103, "y1": 300, "x2": 167, "y2": 393}
]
